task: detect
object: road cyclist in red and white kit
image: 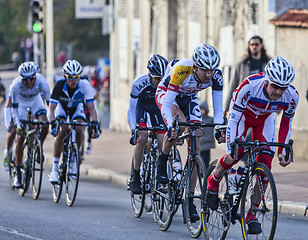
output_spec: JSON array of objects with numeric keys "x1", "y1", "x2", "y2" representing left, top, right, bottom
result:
[
  {"x1": 205, "y1": 56, "x2": 299, "y2": 234},
  {"x1": 155, "y1": 43, "x2": 225, "y2": 222},
  {"x1": 127, "y1": 54, "x2": 169, "y2": 194},
  {"x1": 11, "y1": 61, "x2": 51, "y2": 188}
]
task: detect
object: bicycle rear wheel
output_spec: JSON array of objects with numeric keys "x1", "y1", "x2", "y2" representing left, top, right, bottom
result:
[
  {"x1": 202, "y1": 160, "x2": 230, "y2": 240},
  {"x1": 32, "y1": 139, "x2": 43, "y2": 200},
  {"x1": 130, "y1": 158, "x2": 145, "y2": 218},
  {"x1": 240, "y1": 162, "x2": 277, "y2": 240},
  {"x1": 52, "y1": 158, "x2": 65, "y2": 203},
  {"x1": 185, "y1": 155, "x2": 206, "y2": 238},
  {"x1": 65, "y1": 142, "x2": 80, "y2": 206}
]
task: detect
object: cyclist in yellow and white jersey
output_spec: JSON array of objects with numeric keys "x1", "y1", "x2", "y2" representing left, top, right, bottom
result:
[{"x1": 155, "y1": 43, "x2": 225, "y2": 222}]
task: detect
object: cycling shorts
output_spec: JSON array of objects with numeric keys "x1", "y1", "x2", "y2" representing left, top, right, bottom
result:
[
  {"x1": 17, "y1": 94, "x2": 47, "y2": 121},
  {"x1": 55, "y1": 102, "x2": 86, "y2": 121}
]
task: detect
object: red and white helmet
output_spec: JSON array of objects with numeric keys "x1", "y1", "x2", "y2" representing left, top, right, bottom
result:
[{"x1": 265, "y1": 56, "x2": 295, "y2": 87}]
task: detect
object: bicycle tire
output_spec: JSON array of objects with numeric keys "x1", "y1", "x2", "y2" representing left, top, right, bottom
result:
[
  {"x1": 152, "y1": 161, "x2": 174, "y2": 231},
  {"x1": 130, "y1": 158, "x2": 145, "y2": 218},
  {"x1": 185, "y1": 155, "x2": 206, "y2": 238},
  {"x1": 18, "y1": 142, "x2": 31, "y2": 196},
  {"x1": 202, "y1": 160, "x2": 230, "y2": 240},
  {"x1": 9, "y1": 154, "x2": 15, "y2": 190},
  {"x1": 240, "y1": 162, "x2": 277, "y2": 240},
  {"x1": 65, "y1": 142, "x2": 80, "y2": 206},
  {"x1": 32, "y1": 139, "x2": 43, "y2": 200},
  {"x1": 52, "y1": 157, "x2": 65, "y2": 203}
]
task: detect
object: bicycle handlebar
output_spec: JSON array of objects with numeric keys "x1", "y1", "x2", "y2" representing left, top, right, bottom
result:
[
  {"x1": 20, "y1": 119, "x2": 50, "y2": 126},
  {"x1": 132, "y1": 124, "x2": 167, "y2": 143},
  {"x1": 230, "y1": 138, "x2": 294, "y2": 162}
]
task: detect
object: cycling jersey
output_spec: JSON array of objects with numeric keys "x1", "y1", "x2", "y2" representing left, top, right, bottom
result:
[
  {"x1": 127, "y1": 74, "x2": 165, "y2": 131},
  {"x1": 227, "y1": 73, "x2": 299, "y2": 158},
  {"x1": 50, "y1": 78, "x2": 95, "y2": 110},
  {"x1": 156, "y1": 58, "x2": 224, "y2": 128},
  {"x1": 11, "y1": 74, "x2": 50, "y2": 126}
]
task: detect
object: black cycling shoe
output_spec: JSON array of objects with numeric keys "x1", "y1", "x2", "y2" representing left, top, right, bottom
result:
[
  {"x1": 131, "y1": 169, "x2": 142, "y2": 194},
  {"x1": 206, "y1": 190, "x2": 218, "y2": 210},
  {"x1": 189, "y1": 198, "x2": 200, "y2": 223},
  {"x1": 156, "y1": 159, "x2": 168, "y2": 184},
  {"x1": 247, "y1": 220, "x2": 262, "y2": 234},
  {"x1": 14, "y1": 171, "x2": 23, "y2": 189}
]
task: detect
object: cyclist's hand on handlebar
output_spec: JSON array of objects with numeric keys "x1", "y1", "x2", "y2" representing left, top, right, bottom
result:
[
  {"x1": 91, "y1": 121, "x2": 100, "y2": 139},
  {"x1": 214, "y1": 127, "x2": 226, "y2": 144},
  {"x1": 129, "y1": 129, "x2": 138, "y2": 145},
  {"x1": 278, "y1": 154, "x2": 291, "y2": 167},
  {"x1": 167, "y1": 126, "x2": 177, "y2": 140},
  {"x1": 50, "y1": 120, "x2": 58, "y2": 137}
]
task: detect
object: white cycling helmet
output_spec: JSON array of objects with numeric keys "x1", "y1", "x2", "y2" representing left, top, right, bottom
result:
[
  {"x1": 62, "y1": 60, "x2": 83, "y2": 76},
  {"x1": 265, "y1": 56, "x2": 295, "y2": 87},
  {"x1": 18, "y1": 61, "x2": 37, "y2": 78},
  {"x1": 192, "y1": 43, "x2": 220, "y2": 70},
  {"x1": 147, "y1": 54, "x2": 168, "y2": 77}
]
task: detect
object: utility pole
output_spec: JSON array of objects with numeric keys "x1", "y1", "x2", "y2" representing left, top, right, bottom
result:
[{"x1": 46, "y1": 0, "x2": 54, "y2": 88}]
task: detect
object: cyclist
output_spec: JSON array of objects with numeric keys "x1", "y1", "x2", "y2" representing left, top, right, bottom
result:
[
  {"x1": 11, "y1": 61, "x2": 50, "y2": 188},
  {"x1": 48, "y1": 60, "x2": 100, "y2": 184},
  {"x1": 155, "y1": 43, "x2": 225, "y2": 222},
  {"x1": 206, "y1": 56, "x2": 299, "y2": 234},
  {"x1": 127, "y1": 54, "x2": 168, "y2": 194}
]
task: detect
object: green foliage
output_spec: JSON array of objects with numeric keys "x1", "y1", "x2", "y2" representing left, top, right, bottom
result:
[
  {"x1": 0, "y1": 0, "x2": 31, "y2": 63},
  {"x1": 0, "y1": 0, "x2": 109, "y2": 65}
]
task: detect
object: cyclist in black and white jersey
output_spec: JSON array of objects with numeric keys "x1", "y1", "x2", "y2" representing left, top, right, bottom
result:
[
  {"x1": 11, "y1": 61, "x2": 51, "y2": 188},
  {"x1": 48, "y1": 60, "x2": 100, "y2": 183},
  {"x1": 127, "y1": 54, "x2": 168, "y2": 193}
]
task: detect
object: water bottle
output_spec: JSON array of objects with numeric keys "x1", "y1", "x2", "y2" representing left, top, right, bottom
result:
[
  {"x1": 172, "y1": 159, "x2": 182, "y2": 182},
  {"x1": 228, "y1": 168, "x2": 237, "y2": 195}
]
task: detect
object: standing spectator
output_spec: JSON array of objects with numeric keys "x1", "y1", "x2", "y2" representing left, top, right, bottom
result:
[
  {"x1": 57, "y1": 50, "x2": 68, "y2": 68},
  {"x1": 224, "y1": 36, "x2": 271, "y2": 113},
  {"x1": 199, "y1": 100, "x2": 215, "y2": 169}
]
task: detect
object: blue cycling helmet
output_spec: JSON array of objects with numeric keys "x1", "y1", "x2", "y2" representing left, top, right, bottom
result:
[
  {"x1": 18, "y1": 61, "x2": 37, "y2": 78},
  {"x1": 147, "y1": 54, "x2": 168, "y2": 77}
]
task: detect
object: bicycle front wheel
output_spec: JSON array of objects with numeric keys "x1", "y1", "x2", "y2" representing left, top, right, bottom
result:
[
  {"x1": 18, "y1": 142, "x2": 31, "y2": 197},
  {"x1": 9, "y1": 154, "x2": 15, "y2": 190},
  {"x1": 185, "y1": 155, "x2": 206, "y2": 238},
  {"x1": 130, "y1": 158, "x2": 145, "y2": 218},
  {"x1": 32, "y1": 139, "x2": 43, "y2": 200},
  {"x1": 52, "y1": 157, "x2": 65, "y2": 203},
  {"x1": 65, "y1": 142, "x2": 80, "y2": 206},
  {"x1": 240, "y1": 162, "x2": 277, "y2": 240},
  {"x1": 202, "y1": 160, "x2": 230, "y2": 240}
]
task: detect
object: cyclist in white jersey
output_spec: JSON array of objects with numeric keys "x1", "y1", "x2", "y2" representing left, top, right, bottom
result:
[
  {"x1": 155, "y1": 43, "x2": 225, "y2": 222},
  {"x1": 48, "y1": 60, "x2": 100, "y2": 183},
  {"x1": 127, "y1": 54, "x2": 168, "y2": 193},
  {"x1": 206, "y1": 56, "x2": 299, "y2": 234},
  {"x1": 3, "y1": 64, "x2": 42, "y2": 171},
  {"x1": 11, "y1": 62, "x2": 51, "y2": 188}
]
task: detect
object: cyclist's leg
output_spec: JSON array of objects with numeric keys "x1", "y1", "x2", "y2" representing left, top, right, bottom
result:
[{"x1": 245, "y1": 114, "x2": 275, "y2": 234}]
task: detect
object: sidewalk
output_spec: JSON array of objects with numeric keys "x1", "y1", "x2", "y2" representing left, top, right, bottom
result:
[{"x1": 44, "y1": 130, "x2": 308, "y2": 217}]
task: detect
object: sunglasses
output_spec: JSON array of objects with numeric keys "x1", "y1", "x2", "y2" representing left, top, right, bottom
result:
[
  {"x1": 250, "y1": 43, "x2": 260, "y2": 46},
  {"x1": 22, "y1": 77, "x2": 35, "y2": 82},
  {"x1": 65, "y1": 74, "x2": 80, "y2": 80},
  {"x1": 271, "y1": 84, "x2": 288, "y2": 91}
]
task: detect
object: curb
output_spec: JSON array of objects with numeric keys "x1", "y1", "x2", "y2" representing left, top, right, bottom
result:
[{"x1": 45, "y1": 153, "x2": 308, "y2": 218}]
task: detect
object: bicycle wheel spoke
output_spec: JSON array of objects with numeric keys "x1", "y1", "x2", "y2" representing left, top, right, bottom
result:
[{"x1": 32, "y1": 140, "x2": 43, "y2": 200}]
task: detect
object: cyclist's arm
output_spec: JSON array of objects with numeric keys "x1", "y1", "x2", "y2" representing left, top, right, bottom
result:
[
  {"x1": 226, "y1": 80, "x2": 251, "y2": 153},
  {"x1": 277, "y1": 90, "x2": 299, "y2": 155},
  {"x1": 212, "y1": 90, "x2": 224, "y2": 124},
  {"x1": 49, "y1": 102, "x2": 57, "y2": 121},
  {"x1": 161, "y1": 89, "x2": 177, "y2": 128},
  {"x1": 86, "y1": 101, "x2": 98, "y2": 121},
  {"x1": 127, "y1": 96, "x2": 137, "y2": 131},
  {"x1": 4, "y1": 98, "x2": 13, "y2": 129}
]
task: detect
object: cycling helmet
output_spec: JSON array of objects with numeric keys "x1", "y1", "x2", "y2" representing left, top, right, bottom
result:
[
  {"x1": 62, "y1": 60, "x2": 83, "y2": 76},
  {"x1": 147, "y1": 54, "x2": 168, "y2": 77},
  {"x1": 265, "y1": 56, "x2": 295, "y2": 87},
  {"x1": 18, "y1": 61, "x2": 37, "y2": 78},
  {"x1": 192, "y1": 43, "x2": 220, "y2": 70}
]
